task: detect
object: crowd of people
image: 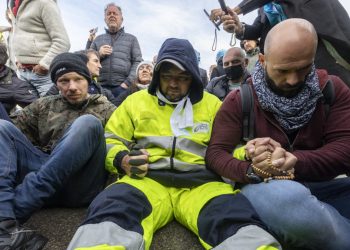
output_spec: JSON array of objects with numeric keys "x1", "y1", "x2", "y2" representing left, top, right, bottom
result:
[{"x1": 0, "y1": 1, "x2": 350, "y2": 250}]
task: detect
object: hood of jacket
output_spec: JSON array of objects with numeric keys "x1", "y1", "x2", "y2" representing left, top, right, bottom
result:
[{"x1": 148, "y1": 38, "x2": 203, "y2": 104}]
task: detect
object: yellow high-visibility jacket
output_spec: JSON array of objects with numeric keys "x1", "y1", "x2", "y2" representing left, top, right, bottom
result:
[{"x1": 105, "y1": 89, "x2": 222, "y2": 187}]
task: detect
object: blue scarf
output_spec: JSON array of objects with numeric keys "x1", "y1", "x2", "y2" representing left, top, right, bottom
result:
[
  {"x1": 263, "y1": 2, "x2": 287, "y2": 27},
  {"x1": 252, "y1": 63, "x2": 323, "y2": 133}
]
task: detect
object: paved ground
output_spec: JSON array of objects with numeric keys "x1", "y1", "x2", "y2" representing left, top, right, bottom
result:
[{"x1": 25, "y1": 207, "x2": 203, "y2": 250}]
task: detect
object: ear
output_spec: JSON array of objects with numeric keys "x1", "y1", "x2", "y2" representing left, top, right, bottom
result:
[{"x1": 258, "y1": 53, "x2": 265, "y2": 66}]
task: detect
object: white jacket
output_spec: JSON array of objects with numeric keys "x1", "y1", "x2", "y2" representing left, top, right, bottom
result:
[{"x1": 10, "y1": 0, "x2": 70, "y2": 69}]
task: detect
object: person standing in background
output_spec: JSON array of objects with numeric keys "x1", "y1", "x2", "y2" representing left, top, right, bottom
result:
[
  {"x1": 90, "y1": 2, "x2": 143, "y2": 98},
  {"x1": 7, "y1": 0, "x2": 70, "y2": 97},
  {"x1": 210, "y1": 49, "x2": 226, "y2": 80},
  {"x1": 206, "y1": 47, "x2": 249, "y2": 100},
  {"x1": 240, "y1": 39, "x2": 260, "y2": 74},
  {"x1": 195, "y1": 50, "x2": 208, "y2": 87}
]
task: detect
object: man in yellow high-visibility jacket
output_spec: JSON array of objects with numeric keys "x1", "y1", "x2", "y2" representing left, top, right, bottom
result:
[{"x1": 68, "y1": 38, "x2": 281, "y2": 250}]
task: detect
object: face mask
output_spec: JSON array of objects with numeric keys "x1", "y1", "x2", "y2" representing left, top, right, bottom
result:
[
  {"x1": 265, "y1": 69, "x2": 305, "y2": 98},
  {"x1": 224, "y1": 64, "x2": 244, "y2": 80}
]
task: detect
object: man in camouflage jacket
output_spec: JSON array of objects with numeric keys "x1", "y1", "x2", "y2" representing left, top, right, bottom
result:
[{"x1": 0, "y1": 52, "x2": 116, "y2": 249}]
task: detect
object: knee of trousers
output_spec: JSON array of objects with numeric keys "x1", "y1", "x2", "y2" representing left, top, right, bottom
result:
[
  {"x1": 0, "y1": 119, "x2": 19, "y2": 135},
  {"x1": 241, "y1": 180, "x2": 312, "y2": 214},
  {"x1": 71, "y1": 114, "x2": 104, "y2": 134},
  {"x1": 197, "y1": 193, "x2": 268, "y2": 248},
  {"x1": 82, "y1": 182, "x2": 153, "y2": 235}
]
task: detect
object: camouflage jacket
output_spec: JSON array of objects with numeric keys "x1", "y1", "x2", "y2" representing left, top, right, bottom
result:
[{"x1": 13, "y1": 94, "x2": 116, "y2": 152}]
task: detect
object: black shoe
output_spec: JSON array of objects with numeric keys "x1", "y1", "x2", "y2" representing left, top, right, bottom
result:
[{"x1": 0, "y1": 220, "x2": 48, "y2": 250}]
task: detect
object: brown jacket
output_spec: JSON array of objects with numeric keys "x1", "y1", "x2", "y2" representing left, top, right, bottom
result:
[{"x1": 13, "y1": 94, "x2": 116, "y2": 152}]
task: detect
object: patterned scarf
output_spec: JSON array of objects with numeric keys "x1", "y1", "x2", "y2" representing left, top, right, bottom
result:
[{"x1": 252, "y1": 63, "x2": 323, "y2": 133}]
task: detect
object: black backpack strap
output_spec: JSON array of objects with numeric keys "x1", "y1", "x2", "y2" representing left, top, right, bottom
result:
[
  {"x1": 240, "y1": 83, "x2": 255, "y2": 142},
  {"x1": 322, "y1": 78, "x2": 335, "y2": 118}
]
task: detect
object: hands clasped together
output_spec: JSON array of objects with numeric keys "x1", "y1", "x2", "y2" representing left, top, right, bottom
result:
[
  {"x1": 245, "y1": 138, "x2": 297, "y2": 181},
  {"x1": 121, "y1": 144, "x2": 149, "y2": 179}
]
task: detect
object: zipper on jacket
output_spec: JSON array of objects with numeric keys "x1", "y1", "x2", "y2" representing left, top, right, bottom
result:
[
  {"x1": 170, "y1": 136, "x2": 177, "y2": 170},
  {"x1": 109, "y1": 36, "x2": 114, "y2": 85},
  {"x1": 108, "y1": 31, "x2": 122, "y2": 86}
]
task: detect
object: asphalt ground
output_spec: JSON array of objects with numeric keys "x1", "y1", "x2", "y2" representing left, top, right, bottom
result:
[{"x1": 25, "y1": 207, "x2": 203, "y2": 250}]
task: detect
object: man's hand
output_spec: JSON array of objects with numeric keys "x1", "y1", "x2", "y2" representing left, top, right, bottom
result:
[
  {"x1": 88, "y1": 33, "x2": 96, "y2": 42},
  {"x1": 33, "y1": 64, "x2": 49, "y2": 75},
  {"x1": 245, "y1": 137, "x2": 281, "y2": 160},
  {"x1": 221, "y1": 9, "x2": 244, "y2": 35},
  {"x1": 121, "y1": 148, "x2": 149, "y2": 179},
  {"x1": 245, "y1": 137, "x2": 297, "y2": 179},
  {"x1": 99, "y1": 45, "x2": 113, "y2": 57},
  {"x1": 252, "y1": 146, "x2": 296, "y2": 178},
  {"x1": 210, "y1": 8, "x2": 244, "y2": 34},
  {"x1": 210, "y1": 8, "x2": 225, "y2": 23}
]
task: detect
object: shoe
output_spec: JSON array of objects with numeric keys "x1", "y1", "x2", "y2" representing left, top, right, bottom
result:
[{"x1": 0, "y1": 220, "x2": 48, "y2": 250}]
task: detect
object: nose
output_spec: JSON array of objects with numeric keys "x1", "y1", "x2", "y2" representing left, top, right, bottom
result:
[
  {"x1": 286, "y1": 72, "x2": 302, "y2": 85},
  {"x1": 68, "y1": 81, "x2": 78, "y2": 91},
  {"x1": 98, "y1": 62, "x2": 102, "y2": 69},
  {"x1": 168, "y1": 78, "x2": 179, "y2": 87}
]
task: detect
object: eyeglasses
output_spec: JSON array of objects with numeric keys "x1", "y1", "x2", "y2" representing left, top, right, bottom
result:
[{"x1": 160, "y1": 74, "x2": 192, "y2": 82}]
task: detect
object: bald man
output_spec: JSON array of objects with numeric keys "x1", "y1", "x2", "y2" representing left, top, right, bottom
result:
[
  {"x1": 213, "y1": 0, "x2": 350, "y2": 87},
  {"x1": 206, "y1": 18, "x2": 350, "y2": 249},
  {"x1": 206, "y1": 47, "x2": 250, "y2": 100}
]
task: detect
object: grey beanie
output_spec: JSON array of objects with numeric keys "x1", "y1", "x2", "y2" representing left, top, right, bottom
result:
[
  {"x1": 136, "y1": 61, "x2": 154, "y2": 74},
  {"x1": 50, "y1": 52, "x2": 91, "y2": 84},
  {"x1": 0, "y1": 43, "x2": 9, "y2": 65}
]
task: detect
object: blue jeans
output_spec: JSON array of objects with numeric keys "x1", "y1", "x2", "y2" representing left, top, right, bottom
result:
[
  {"x1": 0, "y1": 102, "x2": 11, "y2": 122},
  {"x1": 0, "y1": 115, "x2": 107, "y2": 222},
  {"x1": 17, "y1": 69, "x2": 53, "y2": 97},
  {"x1": 241, "y1": 179, "x2": 350, "y2": 250}
]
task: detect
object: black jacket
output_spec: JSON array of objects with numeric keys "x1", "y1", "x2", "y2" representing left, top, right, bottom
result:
[
  {"x1": 0, "y1": 66, "x2": 38, "y2": 113},
  {"x1": 91, "y1": 28, "x2": 143, "y2": 87},
  {"x1": 237, "y1": 0, "x2": 350, "y2": 85},
  {"x1": 206, "y1": 71, "x2": 250, "y2": 101}
]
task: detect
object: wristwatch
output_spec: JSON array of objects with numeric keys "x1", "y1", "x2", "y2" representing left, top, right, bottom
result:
[{"x1": 246, "y1": 164, "x2": 263, "y2": 184}]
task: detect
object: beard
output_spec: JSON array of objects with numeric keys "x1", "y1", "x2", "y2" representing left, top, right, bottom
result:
[{"x1": 265, "y1": 70, "x2": 305, "y2": 98}]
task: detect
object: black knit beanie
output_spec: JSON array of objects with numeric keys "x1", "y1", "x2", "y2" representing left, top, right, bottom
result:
[{"x1": 50, "y1": 52, "x2": 91, "y2": 84}]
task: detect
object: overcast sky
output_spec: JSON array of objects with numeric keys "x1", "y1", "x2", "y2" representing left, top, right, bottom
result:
[{"x1": 1, "y1": 0, "x2": 349, "y2": 72}]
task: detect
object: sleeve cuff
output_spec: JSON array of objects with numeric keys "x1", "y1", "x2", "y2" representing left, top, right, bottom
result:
[
  {"x1": 113, "y1": 150, "x2": 129, "y2": 174},
  {"x1": 125, "y1": 79, "x2": 132, "y2": 86},
  {"x1": 236, "y1": 23, "x2": 246, "y2": 40}
]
